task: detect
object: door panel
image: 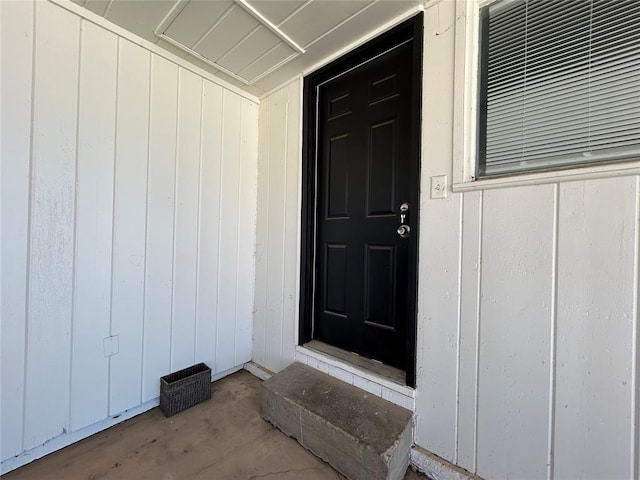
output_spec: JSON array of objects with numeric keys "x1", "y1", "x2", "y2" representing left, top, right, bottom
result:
[
  {"x1": 324, "y1": 243, "x2": 348, "y2": 316},
  {"x1": 314, "y1": 41, "x2": 414, "y2": 369},
  {"x1": 364, "y1": 244, "x2": 396, "y2": 329},
  {"x1": 327, "y1": 134, "x2": 350, "y2": 218},
  {"x1": 367, "y1": 119, "x2": 397, "y2": 216}
]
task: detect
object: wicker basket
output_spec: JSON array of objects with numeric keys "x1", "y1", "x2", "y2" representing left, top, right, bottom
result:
[{"x1": 160, "y1": 363, "x2": 212, "y2": 417}]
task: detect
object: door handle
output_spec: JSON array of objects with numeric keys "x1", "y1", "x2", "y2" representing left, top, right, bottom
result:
[
  {"x1": 397, "y1": 224, "x2": 411, "y2": 238},
  {"x1": 397, "y1": 202, "x2": 410, "y2": 238}
]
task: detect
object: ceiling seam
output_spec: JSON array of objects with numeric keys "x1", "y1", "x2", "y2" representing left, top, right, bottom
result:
[
  {"x1": 237, "y1": 42, "x2": 286, "y2": 78},
  {"x1": 248, "y1": 52, "x2": 300, "y2": 84},
  {"x1": 152, "y1": 0, "x2": 309, "y2": 86},
  {"x1": 156, "y1": 33, "x2": 251, "y2": 85},
  {"x1": 97, "y1": 1, "x2": 108, "y2": 17},
  {"x1": 277, "y1": 0, "x2": 314, "y2": 27},
  {"x1": 216, "y1": 24, "x2": 262, "y2": 64},
  {"x1": 303, "y1": 0, "x2": 380, "y2": 50},
  {"x1": 103, "y1": 0, "x2": 114, "y2": 18},
  {"x1": 153, "y1": 0, "x2": 189, "y2": 37},
  {"x1": 191, "y1": 4, "x2": 236, "y2": 51},
  {"x1": 233, "y1": 0, "x2": 305, "y2": 53}
]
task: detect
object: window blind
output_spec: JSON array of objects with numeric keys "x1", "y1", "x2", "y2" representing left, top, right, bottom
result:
[{"x1": 478, "y1": 0, "x2": 640, "y2": 177}]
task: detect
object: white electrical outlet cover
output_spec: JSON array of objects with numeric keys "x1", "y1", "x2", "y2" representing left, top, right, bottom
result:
[{"x1": 431, "y1": 175, "x2": 448, "y2": 199}]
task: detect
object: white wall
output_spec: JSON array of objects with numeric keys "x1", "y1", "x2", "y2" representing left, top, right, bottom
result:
[
  {"x1": 415, "y1": 3, "x2": 639, "y2": 479},
  {"x1": 2, "y1": 0, "x2": 637, "y2": 477},
  {"x1": 253, "y1": 79, "x2": 302, "y2": 373},
  {"x1": 417, "y1": 181, "x2": 639, "y2": 479},
  {"x1": 1, "y1": 0, "x2": 258, "y2": 467},
  {"x1": 252, "y1": 2, "x2": 640, "y2": 479}
]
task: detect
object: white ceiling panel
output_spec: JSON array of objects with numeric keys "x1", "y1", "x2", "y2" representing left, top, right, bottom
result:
[
  {"x1": 83, "y1": 0, "x2": 110, "y2": 16},
  {"x1": 254, "y1": 0, "x2": 423, "y2": 92},
  {"x1": 238, "y1": 42, "x2": 297, "y2": 82},
  {"x1": 246, "y1": 0, "x2": 308, "y2": 25},
  {"x1": 280, "y1": 0, "x2": 373, "y2": 47},
  {"x1": 71, "y1": 0, "x2": 424, "y2": 95},
  {"x1": 195, "y1": 5, "x2": 260, "y2": 62},
  {"x1": 218, "y1": 26, "x2": 282, "y2": 74},
  {"x1": 300, "y1": 0, "x2": 423, "y2": 53},
  {"x1": 105, "y1": 1, "x2": 175, "y2": 44},
  {"x1": 164, "y1": 1, "x2": 233, "y2": 48}
]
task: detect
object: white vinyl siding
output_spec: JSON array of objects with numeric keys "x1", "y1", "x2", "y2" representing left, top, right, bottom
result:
[
  {"x1": 252, "y1": 80, "x2": 302, "y2": 373},
  {"x1": 0, "y1": 0, "x2": 258, "y2": 464}
]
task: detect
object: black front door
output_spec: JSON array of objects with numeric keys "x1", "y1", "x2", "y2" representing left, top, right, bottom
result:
[{"x1": 301, "y1": 15, "x2": 422, "y2": 380}]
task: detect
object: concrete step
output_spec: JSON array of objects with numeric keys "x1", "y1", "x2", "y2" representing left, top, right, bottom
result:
[{"x1": 262, "y1": 362, "x2": 413, "y2": 480}]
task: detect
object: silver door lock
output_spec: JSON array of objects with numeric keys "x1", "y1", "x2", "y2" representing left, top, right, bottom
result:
[
  {"x1": 400, "y1": 202, "x2": 409, "y2": 222},
  {"x1": 397, "y1": 202, "x2": 410, "y2": 238}
]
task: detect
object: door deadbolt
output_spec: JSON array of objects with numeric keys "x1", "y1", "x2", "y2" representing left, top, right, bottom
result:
[{"x1": 399, "y1": 202, "x2": 409, "y2": 223}]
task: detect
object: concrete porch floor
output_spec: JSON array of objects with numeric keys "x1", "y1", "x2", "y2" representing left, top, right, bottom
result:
[{"x1": 3, "y1": 370, "x2": 428, "y2": 480}]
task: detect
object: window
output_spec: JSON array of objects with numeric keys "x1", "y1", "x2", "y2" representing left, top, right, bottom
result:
[{"x1": 477, "y1": 0, "x2": 640, "y2": 178}]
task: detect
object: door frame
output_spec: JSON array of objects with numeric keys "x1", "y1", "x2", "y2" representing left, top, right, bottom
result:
[{"x1": 298, "y1": 13, "x2": 423, "y2": 388}]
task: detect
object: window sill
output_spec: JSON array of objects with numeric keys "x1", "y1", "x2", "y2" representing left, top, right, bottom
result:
[{"x1": 452, "y1": 160, "x2": 640, "y2": 192}]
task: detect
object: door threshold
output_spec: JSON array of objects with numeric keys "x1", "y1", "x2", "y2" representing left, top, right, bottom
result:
[
  {"x1": 295, "y1": 341, "x2": 414, "y2": 410},
  {"x1": 303, "y1": 341, "x2": 406, "y2": 386}
]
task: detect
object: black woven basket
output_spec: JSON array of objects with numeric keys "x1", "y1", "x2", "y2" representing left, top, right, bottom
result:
[{"x1": 160, "y1": 363, "x2": 212, "y2": 417}]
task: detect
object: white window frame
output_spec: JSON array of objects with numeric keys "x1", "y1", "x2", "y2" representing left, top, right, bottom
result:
[{"x1": 451, "y1": 0, "x2": 640, "y2": 192}]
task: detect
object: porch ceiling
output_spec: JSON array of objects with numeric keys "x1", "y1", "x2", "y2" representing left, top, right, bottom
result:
[{"x1": 71, "y1": 0, "x2": 423, "y2": 95}]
